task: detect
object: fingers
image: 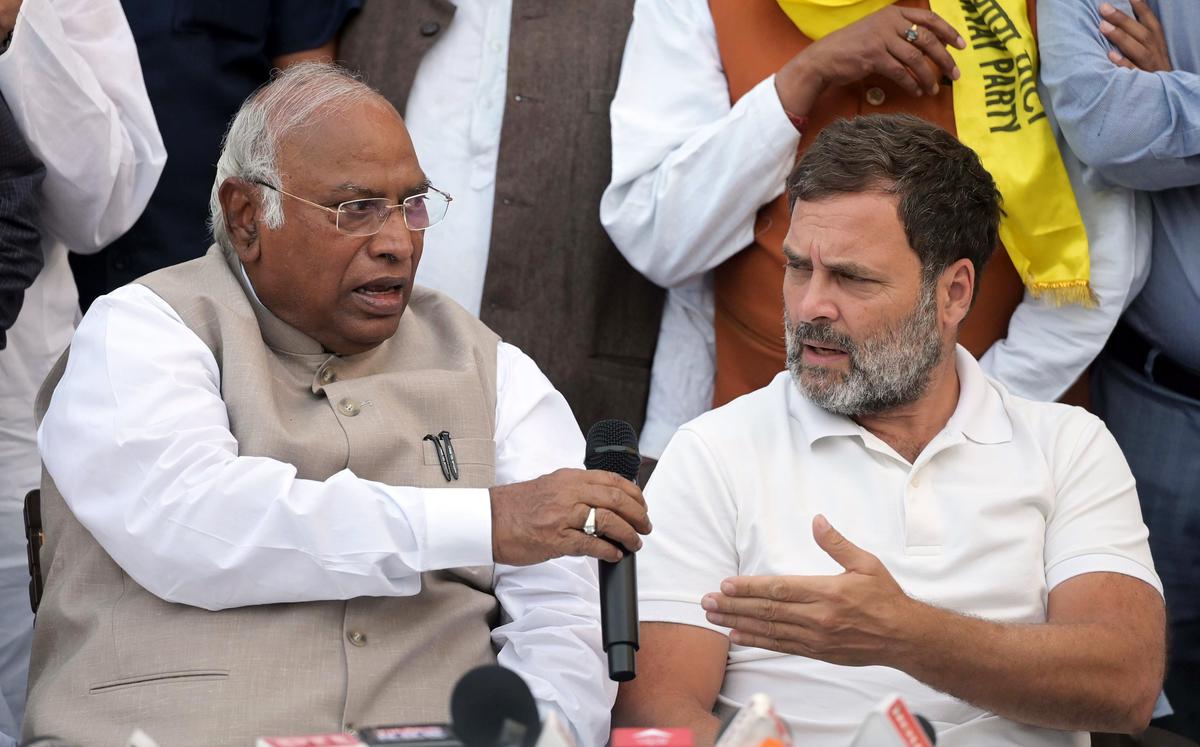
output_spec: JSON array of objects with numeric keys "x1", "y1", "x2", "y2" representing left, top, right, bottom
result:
[
  {"x1": 577, "y1": 480, "x2": 652, "y2": 534},
  {"x1": 898, "y1": 7, "x2": 966, "y2": 50},
  {"x1": 591, "y1": 507, "x2": 643, "y2": 553},
  {"x1": 1108, "y1": 49, "x2": 1138, "y2": 69},
  {"x1": 571, "y1": 534, "x2": 624, "y2": 564},
  {"x1": 1129, "y1": 0, "x2": 1164, "y2": 38},
  {"x1": 714, "y1": 575, "x2": 830, "y2": 604},
  {"x1": 812, "y1": 514, "x2": 878, "y2": 573},
  {"x1": 904, "y1": 21, "x2": 961, "y2": 82},
  {"x1": 1099, "y1": 4, "x2": 1151, "y2": 61},
  {"x1": 885, "y1": 36, "x2": 939, "y2": 95}
]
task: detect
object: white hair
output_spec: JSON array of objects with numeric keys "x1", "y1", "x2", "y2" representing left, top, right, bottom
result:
[{"x1": 208, "y1": 62, "x2": 382, "y2": 254}]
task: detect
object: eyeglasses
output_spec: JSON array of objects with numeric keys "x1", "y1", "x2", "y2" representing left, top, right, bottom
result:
[{"x1": 252, "y1": 180, "x2": 452, "y2": 236}]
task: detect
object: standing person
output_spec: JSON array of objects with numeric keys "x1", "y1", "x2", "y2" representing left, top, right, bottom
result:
[
  {"x1": 602, "y1": 0, "x2": 1146, "y2": 460},
  {"x1": 0, "y1": 94, "x2": 42, "y2": 350},
  {"x1": 1039, "y1": 0, "x2": 1200, "y2": 736},
  {"x1": 0, "y1": 0, "x2": 165, "y2": 743},
  {"x1": 69, "y1": 0, "x2": 361, "y2": 311},
  {"x1": 339, "y1": 1, "x2": 663, "y2": 434}
]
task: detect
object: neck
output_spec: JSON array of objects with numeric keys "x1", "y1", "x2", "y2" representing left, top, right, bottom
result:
[{"x1": 853, "y1": 346, "x2": 960, "y2": 463}]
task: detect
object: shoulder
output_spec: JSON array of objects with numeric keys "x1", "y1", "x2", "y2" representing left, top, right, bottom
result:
[
  {"x1": 671, "y1": 372, "x2": 795, "y2": 452},
  {"x1": 407, "y1": 285, "x2": 501, "y2": 345},
  {"x1": 999, "y1": 385, "x2": 1110, "y2": 465}
]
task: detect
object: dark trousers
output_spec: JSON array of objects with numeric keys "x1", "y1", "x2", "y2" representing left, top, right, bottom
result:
[{"x1": 1093, "y1": 353, "x2": 1200, "y2": 739}]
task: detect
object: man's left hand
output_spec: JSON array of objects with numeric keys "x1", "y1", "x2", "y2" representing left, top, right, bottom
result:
[
  {"x1": 1100, "y1": 0, "x2": 1172, "y2": 72},
  {"x1": 701, "y1": 515, "x2": 922, "y2": 667}
]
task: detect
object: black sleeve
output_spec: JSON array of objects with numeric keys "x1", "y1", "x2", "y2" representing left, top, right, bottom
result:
[
  {"x1": 266, "y1": 0, "x2": 363, "y2": 59},
  {"x1": 0, "y1": 91, "x2": 46, "y2": 349}
]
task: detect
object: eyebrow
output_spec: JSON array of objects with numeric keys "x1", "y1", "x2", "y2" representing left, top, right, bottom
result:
[
  {"x1": 329, "y1": 177, "x2": 433, "y2": 201},
  {"x1": 782, "y1": 244, "x2": 882, "y2": 281}
]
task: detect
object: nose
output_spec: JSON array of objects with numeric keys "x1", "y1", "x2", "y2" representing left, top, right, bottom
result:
[
  {"x1": 366, "y1": 208, "x2": 417, "y2": 262},
  {"x1": 794, "y1": 270, "x2": 840, "y2": 325}
]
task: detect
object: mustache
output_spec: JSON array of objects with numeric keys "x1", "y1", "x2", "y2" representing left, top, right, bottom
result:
[{"x1": 790, "y1": 321, "x2": 857, "y2": 355}]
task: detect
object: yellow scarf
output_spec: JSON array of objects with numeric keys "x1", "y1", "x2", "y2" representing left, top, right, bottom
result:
[{"x1": 777, "y1": 0, "x2": 1094, "y2": 305}]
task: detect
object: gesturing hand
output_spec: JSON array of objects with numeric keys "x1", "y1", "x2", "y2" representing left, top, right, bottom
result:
[
  {"x1": 1100, "y1": 0, "x2": 1172, "y2": 73},
  {"x1": 776, "y1": 5, "x2": 965, "y2": 116},
  {"x1": 701, "y1": 515, "x2": 922, "y2": 667},
  {"x1": 489, "y1": 468, "x2": 652, "y2": 566}
]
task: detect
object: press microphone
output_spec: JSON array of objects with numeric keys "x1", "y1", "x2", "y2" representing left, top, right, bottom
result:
[
  {"x1": 450, "y1": 665, "x2": 542, "y2": 747},
  {"x1": 847, "y1": 694, "x2": 937, "y2": 747},
  {"x1": 713, "y1": 694, "x2": 792, "y2": 747},
  {"x1": 583, "y1": 419, "x2": 642, "y2": 682}
]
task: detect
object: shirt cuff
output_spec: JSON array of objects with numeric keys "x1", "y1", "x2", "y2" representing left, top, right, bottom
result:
[
  {"x1": 1045, "y1": 553, "x2": 1163, "y2": 596},
  {"x1": 421, "y1": 487, "x2": 494, "y2": 569},
  {"x1": 744, "y1": 74, "x2": 804, "y2": 147}
]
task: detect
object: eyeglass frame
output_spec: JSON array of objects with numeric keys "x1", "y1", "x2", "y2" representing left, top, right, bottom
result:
[{"x1": 250, "y1": 179, "x2": 453, "y2": 235}]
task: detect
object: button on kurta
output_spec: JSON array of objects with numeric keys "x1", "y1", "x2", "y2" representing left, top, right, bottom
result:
[
  {"x1": 865, "y1": 87, "x2": 886, "y2": 106},
  {"x1": 339, "y1": 399, "x2": 360, "y2": 417},
  {"x1": 320, "y1": 367, "x2": 337, "y2": 385},
  {"x1": 347, "y1": 631, "x2": 367, "y2": 646}
]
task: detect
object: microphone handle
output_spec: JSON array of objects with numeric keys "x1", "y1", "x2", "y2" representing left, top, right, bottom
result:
[{"x1": 600, "y1": 551, "x2": 638, "y2": 681}]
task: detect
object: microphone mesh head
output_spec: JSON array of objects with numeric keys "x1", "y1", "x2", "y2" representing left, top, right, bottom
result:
[
  {"x1": 584, "y1": 419, "x2": 640, "y2": 482},
  {"x1": 450, "y1": 665, "x2": 541, "y2": 747}
]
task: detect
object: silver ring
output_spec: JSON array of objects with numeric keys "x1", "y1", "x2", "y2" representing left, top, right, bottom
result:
[
  {"x1": 582, "y1": 507, "x2": 598, "y2": 536},
  {"x1": 904, "y1": 24, "x2": 920, "y2": 43}
]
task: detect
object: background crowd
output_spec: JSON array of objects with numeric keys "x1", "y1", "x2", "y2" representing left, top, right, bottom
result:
[{"x1": 0, "y1": 0, "x2": 1195, "y2": 744}]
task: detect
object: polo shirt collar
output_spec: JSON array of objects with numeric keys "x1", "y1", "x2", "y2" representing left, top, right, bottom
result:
[{"x1": 785, "y1": 344, "x2": 1013, "y2": 446}]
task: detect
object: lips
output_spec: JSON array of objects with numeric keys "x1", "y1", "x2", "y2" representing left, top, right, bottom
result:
[
  {"x1": 351, "y1": 277, "x2": 407, "y2": 314},
  {"x1": 803, "y1": 340, "x2": 846, "y2": 355}
]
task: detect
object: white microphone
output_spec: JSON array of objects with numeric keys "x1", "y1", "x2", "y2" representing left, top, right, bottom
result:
[
  {"x1": 713, "y1": 694, "x2": 792, "y2": 747},
  {"x1": 847, "y1": 694, "x2": 937, "y2": 747}
]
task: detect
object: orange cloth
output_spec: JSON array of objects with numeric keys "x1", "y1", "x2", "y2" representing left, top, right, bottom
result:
[{"x1": 708, "y1": 0, "x2": 1026, "y2": 407}]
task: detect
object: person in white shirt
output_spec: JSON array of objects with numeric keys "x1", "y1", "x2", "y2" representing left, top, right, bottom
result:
[
  {"x1": 616, "y1": 115, "x2": 1164, "y2": 747},
  {"x1": 0, "y1": 1, "x2": 165, "y2": 743},
  {"x1": 600, "y1": 0, "x2": 1149, "y2": 460},
  {"x1": 31, "y1": 63, "x2": 646, "y2": 747}
]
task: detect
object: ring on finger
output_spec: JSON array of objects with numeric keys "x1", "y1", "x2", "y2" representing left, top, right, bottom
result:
[
  {"x1": 582, "y1": 506, "x2": 598, "y2": 536},
  {"x1": 903, "y1": 23, "x2": 920, "y2": 43}
]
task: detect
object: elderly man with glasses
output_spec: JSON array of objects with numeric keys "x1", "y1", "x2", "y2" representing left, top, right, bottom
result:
[{"x1": 23, "y1": 63, "x2": 647, "y2": 747}]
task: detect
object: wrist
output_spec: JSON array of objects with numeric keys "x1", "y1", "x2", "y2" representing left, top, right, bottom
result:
[
  {"x1": 883, "y1": 596, "x2": 942, "y2": 672},
  {"x1": 774, "y1": 58, "x2": 825, "y2": 121}
]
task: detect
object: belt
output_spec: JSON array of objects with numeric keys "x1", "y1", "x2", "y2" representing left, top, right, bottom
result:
[{"x1": 1106, "y1": 321, "x2": 1200, "y2": 401}]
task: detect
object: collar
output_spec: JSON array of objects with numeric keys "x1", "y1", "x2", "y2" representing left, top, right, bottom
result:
[{"x1": 785, "y1": 344, "x2": 1013, "y2": 446}]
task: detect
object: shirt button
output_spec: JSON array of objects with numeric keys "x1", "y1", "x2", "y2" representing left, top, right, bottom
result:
[
  {"x1": 320, "y1": 368, "x2": 337, "y2": 385},
  {"x1": 339, "y1": 399, "x2": 360, "y2": 417},
  {"x1": 347, "y1": 631, "x2": 367, "y2": 647},
  {"x1": 513, "y1": 94, "x2": 524, "y2": 102},
  {"x1": 910, "y1": 476, "x2": 921, "y2": 488},
  {"x1": 420, "y1": 21, "x2": 440, "y2": 36},
  {"x1": 866, "y1": 87, "x2": 887, "y2": 106}
]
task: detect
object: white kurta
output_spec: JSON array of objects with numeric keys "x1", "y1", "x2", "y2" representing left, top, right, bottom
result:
[{"x1": 0, "y1": 0, "x2": 165, "y2": 742}]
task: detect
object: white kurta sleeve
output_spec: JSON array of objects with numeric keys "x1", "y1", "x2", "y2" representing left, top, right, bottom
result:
[
  {"x1": 488, "y1": 343, "x2": 615, "y2": 747},
  {"x1": 599, "y1": 0, "x2": 799, "y2": 288},
  {"x1": 0, "y1": 0, "x2": 165, "y2": 252}
]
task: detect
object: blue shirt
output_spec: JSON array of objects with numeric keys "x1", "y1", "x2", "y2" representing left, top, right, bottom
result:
[
  {"x1": 71, "y1": 0, "x2": 361, "y2": 310},
  {"x1": 1039, "y1": 0, "x2": 1200, "y2": 370}
]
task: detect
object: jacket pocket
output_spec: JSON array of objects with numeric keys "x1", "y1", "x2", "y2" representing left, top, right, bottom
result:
[{"x1": 90, "y1": 669, "x2": 229, "y2": 694}]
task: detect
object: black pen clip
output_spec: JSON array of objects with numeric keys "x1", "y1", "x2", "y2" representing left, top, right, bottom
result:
[
  {"x1": 438, "y1": 430, "x2": 460, "y2": 480},
  {"x1": 424, "y1": 433, "x2": 453, "y2": 482}
]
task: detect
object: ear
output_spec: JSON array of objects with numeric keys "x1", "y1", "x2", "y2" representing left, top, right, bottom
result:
[
  {"x1": 218, "y1": 178, "x2": 262, "y2": 263},
  {"x1": 940, "y1": 258, "x2": 975, "y2": 329}
]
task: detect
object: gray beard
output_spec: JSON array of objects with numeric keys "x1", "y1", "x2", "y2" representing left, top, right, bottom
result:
[{"x1": 785, "y1": 284, "x2": 945, "y2": 417}]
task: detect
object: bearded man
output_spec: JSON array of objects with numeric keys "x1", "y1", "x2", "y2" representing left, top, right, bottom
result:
[{"x1": 614, "y1": 114, "x2": 1165, "y2": 746}]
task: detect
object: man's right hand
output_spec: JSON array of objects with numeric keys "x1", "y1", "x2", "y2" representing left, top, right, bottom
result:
[
  {"x1": 776, "y1": 6, "x2": 966, "y2": 117},
  {"x1": 489, "y1": 468, "x2": 652, "y2": 566}
]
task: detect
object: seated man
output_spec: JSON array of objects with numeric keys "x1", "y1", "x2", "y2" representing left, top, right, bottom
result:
[
  {"x1": 617, "y1": 115, "x2": 1165, "y2": 746},
  {"x1": 26, "y1": 63, "x2": 649, "y2": 747}
]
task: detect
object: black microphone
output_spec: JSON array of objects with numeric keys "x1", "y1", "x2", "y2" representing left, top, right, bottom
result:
[
  {"x1": 450, "y1": 665, "x2": 542, "y2": 747},
  {"x1": 583, "y1": 419, "x2": 641, "y2": 682}
]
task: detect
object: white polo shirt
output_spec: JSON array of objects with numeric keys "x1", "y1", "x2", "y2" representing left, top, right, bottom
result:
[{"x1": 638, "y1": 346, "x2": 1161, "y2": 747}]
